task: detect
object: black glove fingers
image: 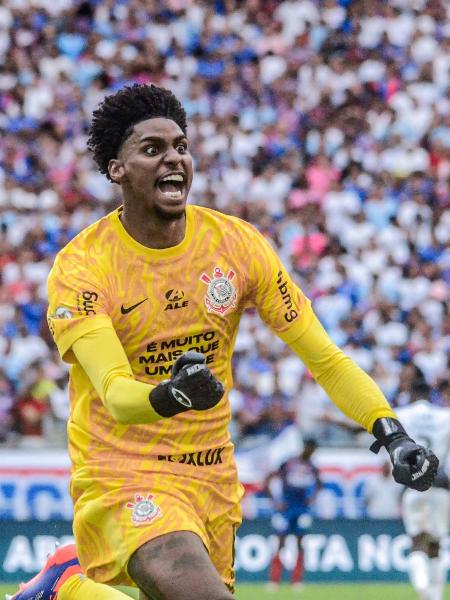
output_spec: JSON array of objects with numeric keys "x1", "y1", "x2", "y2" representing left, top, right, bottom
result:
[
  {"x1": 422, "y1": 451, "x2": 439, "y2": 485},
  {"x1": 392, "y1": 464, "x2": 411, "y2": 486},
  {"x1": 396, "y1": 447, "x2": 439, "y2": 491},
  {"x1": 172, "y1": 351, "x2": 206, "y2": 377},
  {"x1": 189, "y1": 371, "x2": 224, "y2": 410},
  {"x1": 403, "y1": 447, "x2": 423, "y2": 467},
  {"x1": 150, "y1": 351, "x2": 224, "y2": 417},
  {"x1": 171, "y1": 362, "x2": 224, "y2": 410}
]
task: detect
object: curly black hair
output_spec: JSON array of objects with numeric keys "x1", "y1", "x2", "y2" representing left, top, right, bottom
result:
[{"x1": 87, "y1": 84, "x2": 187, "y2": 182}]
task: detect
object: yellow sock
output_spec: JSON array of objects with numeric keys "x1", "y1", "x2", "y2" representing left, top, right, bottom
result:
[{"x1": 58, "y1": 573, "x2": 134, "y2": 599}]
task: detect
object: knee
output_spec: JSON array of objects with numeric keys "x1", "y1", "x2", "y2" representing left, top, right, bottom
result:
[
  {"x1": 429, "y1": 540, "x2": 440, "y2": 559},
  {"x1": 411, "y1": 532, "x2": 431, "y2": 553}
]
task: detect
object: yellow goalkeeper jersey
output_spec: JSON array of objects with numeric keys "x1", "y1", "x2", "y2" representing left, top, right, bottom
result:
[{"x1": 47, "y1": 205, "x2": 312, "y2": 483}]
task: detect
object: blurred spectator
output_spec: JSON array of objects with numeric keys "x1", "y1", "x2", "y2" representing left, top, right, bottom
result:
[
  {"x1": 230, "y1": 382, "x2": 269, "y2": 443},
  {"x1": 0, "y1": 369, "x2": 13, "y2": 442},
  {"x1": 11, "y1": 384, "x2": 49, "y2": 448},
  {"x1": 0, "y1": 0, "x2": 448, "y2": 449}
]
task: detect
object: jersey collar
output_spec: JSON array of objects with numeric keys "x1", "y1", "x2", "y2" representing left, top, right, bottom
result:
[{"x1": 110, "y1": 205, "x2": 195, "y2": 260}]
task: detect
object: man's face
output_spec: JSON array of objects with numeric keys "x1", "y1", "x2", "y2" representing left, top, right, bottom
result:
[{"x1": 109, "y1": 117, "x2": 193, "y2": 220}]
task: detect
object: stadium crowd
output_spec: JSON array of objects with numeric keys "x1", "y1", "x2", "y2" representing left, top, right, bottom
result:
[{"x1": 0, "y1": 0, "x2": 448, "y2": 449}]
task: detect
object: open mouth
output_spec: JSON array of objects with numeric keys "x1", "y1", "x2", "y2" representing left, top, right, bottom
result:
[{"x1": 156, "y1": 173, "x2": 185, "y2": 200}]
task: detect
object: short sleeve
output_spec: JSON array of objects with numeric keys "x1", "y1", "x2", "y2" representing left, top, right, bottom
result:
[
  {"x1": 47, "y1": 255, "x2": 112, "y2": 363},
  {"x1": 243, "y1": 222, "x2": 313, "y2": 343}
]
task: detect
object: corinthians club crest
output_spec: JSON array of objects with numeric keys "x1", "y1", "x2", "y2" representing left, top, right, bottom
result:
[
  {"x1": 200, "y1": 267, "x2": 237, "y2": 316},
  {"x1": 126, "y1": 493, "x2": 161, "y2": 526}
]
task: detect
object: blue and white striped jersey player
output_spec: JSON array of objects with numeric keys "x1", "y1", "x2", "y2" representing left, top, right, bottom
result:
[{"x1": 267, "y1": 438, "x2": 321, "y2": 589}]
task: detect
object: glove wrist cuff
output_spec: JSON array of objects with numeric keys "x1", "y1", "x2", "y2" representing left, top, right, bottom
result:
[{"x1": 370, "y1": 417, "x2": 407, "y2": 454}]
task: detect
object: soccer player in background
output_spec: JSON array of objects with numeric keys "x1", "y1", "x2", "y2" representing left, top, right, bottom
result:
[
  {"x1": 266, "y1": 437, "x2": 321, "y2": 591},
  {"x1": 10, "y1": 84, "x2": 438, "y2": 600},
  {"x1": 396, "y1": 384, "x2": 450, "y2": 600}
]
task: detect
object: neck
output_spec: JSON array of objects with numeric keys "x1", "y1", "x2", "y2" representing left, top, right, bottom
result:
[{"x1": 120, "y1": 203, "x2": 186, "y2": 249}]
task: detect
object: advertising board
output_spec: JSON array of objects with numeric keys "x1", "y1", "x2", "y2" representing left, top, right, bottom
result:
[
  {"x1": 0, "y1": 443, "x2": 383, "y2": 521},
  {"x1": 2, "y1": 519, "x2": 449, "y2": 583}
]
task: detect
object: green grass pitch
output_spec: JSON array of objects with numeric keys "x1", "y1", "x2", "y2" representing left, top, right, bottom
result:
[{"x1": 1, "y1": 583, "x2": 450, "y2": 598}]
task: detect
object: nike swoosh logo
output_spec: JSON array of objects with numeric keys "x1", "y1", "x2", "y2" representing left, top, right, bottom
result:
[{"x1": 120, "y1": 298, "x2": 148, "y2": 315}]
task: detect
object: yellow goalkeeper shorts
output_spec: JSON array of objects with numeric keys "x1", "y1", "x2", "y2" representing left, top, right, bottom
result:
[{"x1": 71, "y1": 470, "x2": 243, "y2": 589}]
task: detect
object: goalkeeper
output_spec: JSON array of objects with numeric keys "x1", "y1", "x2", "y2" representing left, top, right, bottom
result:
[{"x1": 11, "y1": 84, "x2": 437, "y2": 600}]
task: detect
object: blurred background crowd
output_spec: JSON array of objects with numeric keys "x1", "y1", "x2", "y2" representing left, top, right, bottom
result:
[{"x1": 0, "y1": 0, "x2": 448, "y2": 450}]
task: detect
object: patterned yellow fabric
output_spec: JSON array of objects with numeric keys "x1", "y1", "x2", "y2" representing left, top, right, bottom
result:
[
  {"x1": 72, "y1": 469, "x2": 243, "y2": 587},
  {"x1": 47, "y1": 205, "x2": 311, "y2": 480},
  {"x1": 58, "y1": 575, "x2": 131, "y2": 599}
]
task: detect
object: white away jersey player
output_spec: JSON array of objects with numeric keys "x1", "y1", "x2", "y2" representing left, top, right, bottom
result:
[
  {"x1": 397, "y1": 401, "x2": 450, "y2": 539},
  {"x1": 396, "y1": 400, "x2": 450, "y2": 463}
]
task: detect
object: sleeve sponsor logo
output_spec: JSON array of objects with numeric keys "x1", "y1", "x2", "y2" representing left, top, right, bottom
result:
[
  {"x1": 77, "y1": 291, "x2": 98, "y2": 316},
  {"x1": 200, "y1": 267, "x2": 237, "y2": 316},
  {"x1": 276, "y1": 270, "x2": 298, "y2": 323}
]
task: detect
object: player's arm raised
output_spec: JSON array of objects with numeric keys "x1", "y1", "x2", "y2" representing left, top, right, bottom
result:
[
  {"x1": 244, "y1": 223, "x2": 438, "y2": 493},
  {"x1": 284, "y1": 313, "x2": 438, "y2": 492},
  {"x1": 72, "y1": 327, "x2": 224, "y2": 424}
]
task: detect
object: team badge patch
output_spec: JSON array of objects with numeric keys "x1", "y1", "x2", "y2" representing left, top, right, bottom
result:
[
  {"x1": 200, "y1": 267, "x2": 237, "y2": 316},
  {"x1": 50, "y1": 306, "x2": 73, "y2": 319},
  {"x1": 126, "y1": 494, "x2": 162, "y2": 526}
]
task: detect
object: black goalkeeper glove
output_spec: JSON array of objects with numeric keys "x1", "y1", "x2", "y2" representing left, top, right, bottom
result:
[
  {"x1": 432, "y1": 469, "x2": 450, "y2": 491},
  {"x1": 370, "y1": 417, "x2": 439, "y2": 491},
  {"x1": 149, "y1": 351, "x2": 224, "y2": 418}
]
